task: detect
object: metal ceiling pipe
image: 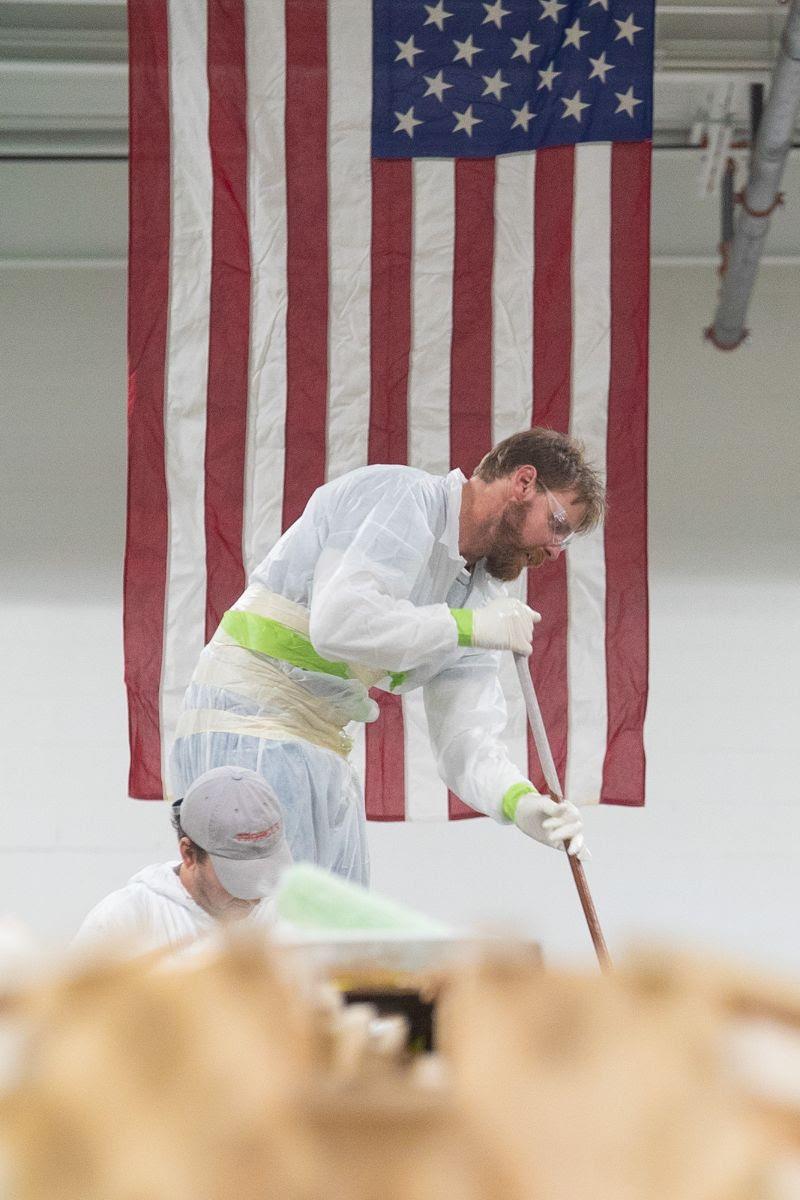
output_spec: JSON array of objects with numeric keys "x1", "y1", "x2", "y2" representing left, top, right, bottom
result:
[{"x1": 707, "y1": 0, "x2": 800, "y2": 349}]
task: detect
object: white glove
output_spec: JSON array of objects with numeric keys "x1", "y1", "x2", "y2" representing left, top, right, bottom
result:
[
  {"x1": 467, "y1": 597, "x2": 541, "y2": 656},
  {"x1": 514, "y1": 792, "x2": 589, "y2": 859}
]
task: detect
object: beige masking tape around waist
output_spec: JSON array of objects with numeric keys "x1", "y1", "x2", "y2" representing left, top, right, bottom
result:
[
  {"x1": 233, "y1": 584, "x2": 313, "y2": 632},
  {"x1": 188, "y1": 626, "x2": 361, "y2": 756},
  {"x1": 191, "y1": 634, "x2": 345, "y2": 719},
  {"x1": 174, "y1": 705, "x2": 353, "y2": 759}
]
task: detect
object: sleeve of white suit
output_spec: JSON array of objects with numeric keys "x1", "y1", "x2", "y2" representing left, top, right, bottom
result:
[
  {"x1": 422, "y1": 652, "x2": 529, "y2": 821},
  {"x1": 72, "y1": 890, "x2": 146, "y2": 948},
  {"x1": 309, "y1": 481, "x2": 460, "y2": 674}
]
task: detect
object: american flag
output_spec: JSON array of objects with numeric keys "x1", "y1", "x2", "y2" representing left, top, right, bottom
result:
[{"x1": 125, "y1": 0, "x2": 652, "y2": 817}]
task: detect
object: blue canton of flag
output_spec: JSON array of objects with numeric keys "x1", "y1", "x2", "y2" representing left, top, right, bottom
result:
[{"x1": 372, "y1": 0, "x2": 654, "y2": 157}]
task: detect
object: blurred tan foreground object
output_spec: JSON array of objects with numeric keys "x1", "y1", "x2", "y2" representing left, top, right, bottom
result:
[
  {"x1": 441, "y1": 952, "x2": 800, "y2": 1200},
  {"x1": 3, "y1": 937, "x2": 800, "y2": 1200}
]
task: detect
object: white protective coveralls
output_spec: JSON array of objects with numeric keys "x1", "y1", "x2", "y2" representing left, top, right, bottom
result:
[
  {"x1": 170, "y1": 466, "x2": 531, "y2": 886},
  {"x1": 74, "y1": 862, "x2": 274, "y2": 953}
]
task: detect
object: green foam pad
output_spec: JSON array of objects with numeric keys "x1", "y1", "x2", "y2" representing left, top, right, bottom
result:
[{"x1": 275, "y1": 864, "x2": 450, "y2": 935}]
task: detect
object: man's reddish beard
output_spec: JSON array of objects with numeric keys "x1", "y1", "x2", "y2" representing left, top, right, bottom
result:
[{"x1": 485, "y1": 500, "x2": 547, "y2": 582}]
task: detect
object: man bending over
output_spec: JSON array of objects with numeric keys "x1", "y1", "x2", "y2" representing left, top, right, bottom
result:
[{"x1": 170, "y1": 428, "x2": 605, "y2": 885}]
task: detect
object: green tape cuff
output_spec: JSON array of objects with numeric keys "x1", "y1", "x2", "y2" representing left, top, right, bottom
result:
[
  {"x1": 502, "y1": 781, "x2": 537, "y2": 822},
  {"x1": 388, "y1": 671, "x2": 408, "y2": 691},
  {"x1": 221, "y1": 610, "x2": 352, "y2": 680},
  {"x1": 451, "y1": 608, "x2": 474, "y2": 648}
]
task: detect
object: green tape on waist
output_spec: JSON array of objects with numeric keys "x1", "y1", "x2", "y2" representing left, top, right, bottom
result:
[{"x1": 220, "y1": 610, "x2": 352, "y2": 679}]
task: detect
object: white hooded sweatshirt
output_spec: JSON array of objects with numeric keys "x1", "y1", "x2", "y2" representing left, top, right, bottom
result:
[{"x1": 74, "y1": 862, "x2": 272, "y2": 954}]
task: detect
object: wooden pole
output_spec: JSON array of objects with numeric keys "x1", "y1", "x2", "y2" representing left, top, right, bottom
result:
[
  {"x1": 566, "y1": 855, "x2": 613, "y2": 972},
  {"x1": 514, "y1": 655, "x2": 612, "y2": 972}
]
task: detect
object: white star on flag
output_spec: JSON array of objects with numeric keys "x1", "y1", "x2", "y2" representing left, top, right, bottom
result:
[
  {"x1": 510, "y1": 31, "x2": 539, "y2": 62},
  {"x1": 394, "y1": 35, "x2": 423, "y2": 67},
  {"x1": 482, "y1": 0, "x2": 511, "y2": 28},
  {"x1": 393, "y1": 107, "x2": 424, "y2": 138},
  {"x1": 588, "y1": 51, "x2": 614, "y2": 82},
  {"x1": 423, "y1": 1, "x2": 453, "y2": 31},
  {"x1": 562, "y1": 18, "x2": 590, "y2": 49},
  {"x1": 539, "y1": 0, "x2": 566, "y2": 22},
  {"x1": 481, "y1": 69, "x2": 511, "y2": 100},
  {"x1": 510, "y1": 101, "x2": 535, "y2": 131},
  {"x1": 614, "y1": 14, "x2": 643, "y2": 44},
  {"x1": 537, "y1": 63, "x2": 561, "y2": 91},
  {"x1": 615, "y1": 85, "x2": 642, "y2": 116},
  {"x1": 452, "y1": 104, "x2": 482, "y2": 136},
  {"x1": 423, "y1": 70, "x2": 452, "y2": 102},
  {"x1": 453, "y1": 34, "x2": 482, "y2": 67},
  {"x1": 561, "y1": 89, "x2": 590, "y2": 122}
]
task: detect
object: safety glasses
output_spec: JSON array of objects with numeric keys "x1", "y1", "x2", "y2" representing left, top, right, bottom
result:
[{"x1": 541, "y1": 486, "x2": 576, "y2": 548}]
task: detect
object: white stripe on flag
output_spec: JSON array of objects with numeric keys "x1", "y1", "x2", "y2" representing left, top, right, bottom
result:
[
  {"x1": 492, "y1": 152, "x2": 536, "y2": 784},
  {"x1": 404, "y1": 158, "x2": 456, "y2": 820},
  {"x1": 160, "y1": 0, "x2": 213, "y2": 789},
  {"x1": 566, "y1": 141, "x2": 611, "y2": 806},
  {"x1": 243, "y1": 0, "x2": 287, "y2": 574},
  {"x1": 492, "y1": 151, "x2": 535, "y2": 446},
  {"x1": 408, "y1": 159, "x2": 455, "y2": 478},
  {"x1": 326, "y1": 0, "x2": 372, "y2": 483}
]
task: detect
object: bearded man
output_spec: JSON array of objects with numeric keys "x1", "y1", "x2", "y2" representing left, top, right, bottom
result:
[{"x1": 170, "y1": 428, "x2": 605, "y2": 885}]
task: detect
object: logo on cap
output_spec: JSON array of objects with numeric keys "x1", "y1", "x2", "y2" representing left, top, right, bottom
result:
[{"x1": 234, "y1": 821, "x2": 281, "y2": 843}]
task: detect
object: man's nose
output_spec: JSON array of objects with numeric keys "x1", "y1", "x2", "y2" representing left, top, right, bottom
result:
[{"x1": 543, "y1": 544, "x2": 562, "y2": 561}]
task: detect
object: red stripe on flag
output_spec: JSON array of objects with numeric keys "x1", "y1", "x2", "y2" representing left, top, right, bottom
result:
[
  {"x1": 364, "y1": 695, "x2": 407, "y2": 820},
  {"x1": 449, "y1": 159, "x2": 495, "y2": 478},
  {"x1": 282, "y1": 0, "x2": 329, "y2": 530},
  {"x1": 364, "y1": 160, "x2": 413, "y2": 821},
  {"x1": 448, "y1": 158, "x2": 496, "y2": 820},
  {"x1": 528, "y1": 144, "x2": 575, "y2": 795},
  {"x1": 124, "y1": 0, "x2": 171, "y2": 800},
  {"x1": 368, "y1": 159, "x2": 412, "y2": 464},
  {"x1": 601, "y1": 141, "x2": 650, "y2": 806},
  {"x1": 204, "y1": 0, "x2": 250, "y2": 639}
]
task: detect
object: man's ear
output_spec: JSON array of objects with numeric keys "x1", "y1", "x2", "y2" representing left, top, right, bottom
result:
[
  {"x1": 178, "y1": 836, "x2": 195, "y2": 868},
  {"x1": 513, "y1": 464, "x2": 538, "y2": 499}
]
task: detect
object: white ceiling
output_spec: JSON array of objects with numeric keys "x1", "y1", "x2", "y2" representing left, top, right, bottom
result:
[{"x1": 1, "y1": 0, "x2": 799, "y2": 154}]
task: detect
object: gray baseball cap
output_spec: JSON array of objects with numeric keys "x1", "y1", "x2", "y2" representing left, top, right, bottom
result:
[{"x1": 179, "y1": 766, "x2": 293, "y2": 900}]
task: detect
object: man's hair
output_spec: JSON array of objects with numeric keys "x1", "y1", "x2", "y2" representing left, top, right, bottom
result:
[
  {"x1": 473, "y1": 427, "x2": 605, "y2": 532},
  {"x1": 170, "y1": 800, "x2": 208, "y2": 862}
]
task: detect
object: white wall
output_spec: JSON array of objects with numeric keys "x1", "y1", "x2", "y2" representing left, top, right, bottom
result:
[{"x1": 1, "y1": 160, "x2": 798, "y2": 969}]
